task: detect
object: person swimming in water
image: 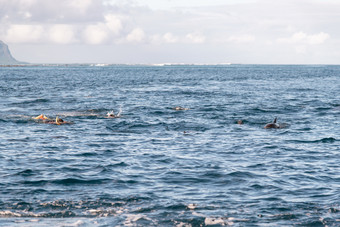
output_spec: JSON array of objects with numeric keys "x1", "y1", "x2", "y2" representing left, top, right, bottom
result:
[
  {"x1": 33, "y1": 114, "x2": 50, "y2": 120},
  {"x1": 106, "y1": 111, "x2": 116, "y2": 118},
  {"x1": 237, "y1": 120, "x2": 244, "y2": 125},
  {"x1": 33, "y1": 114, "x2": 71, "y2": 125},
  {"x1": 45, "y1": 116, "x2": 71, "y2": 125},
  {"x1": 55, "y1": 116, "x2": 64, "y2": 125},
  {"x1": 173, "y1": 106, "x2": 189, "y2": 111},
  {"x1": 106, "y1": 108, "x2": 122, "y2": 118}
]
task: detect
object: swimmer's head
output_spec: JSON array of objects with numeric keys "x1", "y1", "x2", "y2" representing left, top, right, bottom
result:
[
  {"x1": 173, "y1": 106, "x2": 189, "y2": 111},
  {"x1": 55, "y1": 116, "x2": 64, "y2": 125},
  {"x1": 107, "y1": 111, "x2": 115, "y2": 117}
]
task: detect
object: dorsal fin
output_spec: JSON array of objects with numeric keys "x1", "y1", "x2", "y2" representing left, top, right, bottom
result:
[{"x1": 273, "y1": 117, "x2": 277, "y2": 123}]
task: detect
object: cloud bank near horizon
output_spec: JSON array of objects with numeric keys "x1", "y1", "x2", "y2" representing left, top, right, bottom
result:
[{"x1": 0, "y1": 0, "x2": 339, "y2": 64}]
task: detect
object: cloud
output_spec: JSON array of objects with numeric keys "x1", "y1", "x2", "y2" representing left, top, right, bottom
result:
[
  {"x1": 149, "y1": 33, "x2": 181, "y2": 44},
  {"x1": 49, "y1": 24, "x2": 77, "y2": 44},
  {"x1": 226, "y1": 35, "x2": 255, "y2": 43},
  {"x1": 307, "y1": 32, "x2": 330, "y2": 44},
  {"x1": 185, "y1": 33, "x2": 206, "y2": 44},
  {"x1": 126, "y1": 28, "x2": 145, "y2": 43},
  {"x1": 163, "y1": 33, "x2": 179, "y2": 43},
  {"x1": 83, "y1": 24, "x2": 109, "y2": 44},
  {"x1": 277, "y1": 32, "x2": 330, "y2": 45},
  {"x1": 5, "y1": 24, "x2": 44, "y2": 43},
  {"x1": 67, "y1": 0, "x2": 93, "y2": 13},
  {"x1": 104, "y1": 14, "x2": 123, "y2": 35}
]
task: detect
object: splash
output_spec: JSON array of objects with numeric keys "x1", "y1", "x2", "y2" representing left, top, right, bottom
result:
[{"x1": 107, "y1": 107, "x2": 122, "y2": 118}]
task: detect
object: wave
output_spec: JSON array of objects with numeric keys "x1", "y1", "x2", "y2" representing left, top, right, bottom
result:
[
  {"x1": 0, "y1": 199, "x2": 338, "y2": 227},
  {"x1": 20, "y1": 178, "x2": 110, "y2": 186},
  {"x1": 53, "y1": 178, "x2": 110, "y2": 185},
  {"x1": 57, "y1": 110, "x2": 105, "y2": 117},
  {"x1": 105, "y1": 119, "x2": 178, "y2": 134},
  {"x1": 0, "y1": 210, "x2": 76, "y2": 218},
  {"x1": 11, "y1": 98, "x2": 49, "y2": 105},
  {"x1": 0, "y1": 196, "x2": 150, "y2": 218},
  {"x1": 14, "y1": 169, "x2": 36, "y2": 176},
  {"x1": 287, "y1": 137, "x2": 337, "y2": 143}
]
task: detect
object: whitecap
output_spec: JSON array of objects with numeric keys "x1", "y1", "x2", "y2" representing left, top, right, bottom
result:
[
  {"x1": 123, "y1": 214, "x2": 153, "y2": 226},
  {"x1": 204, "y1": 217, "x2": 234, "y2": 226}
]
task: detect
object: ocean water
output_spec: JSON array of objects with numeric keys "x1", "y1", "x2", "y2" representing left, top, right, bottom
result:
[{"x1": 0, "y1": 65, "x2": 339, "y2": 226}]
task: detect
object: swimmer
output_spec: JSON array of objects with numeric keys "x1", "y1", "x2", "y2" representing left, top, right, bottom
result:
[
  {"x1": 237, "y1": 120, "x2": 243, "y2": 125},
  {"x1": 33, "y1": 114, "x2": 71, "y2": 125},
  {"x1": 44, "y1": 116, "x2": 71, "y2": 125},
  {"x1": 55, "y1": 116, "x2": 64, "y2": 125},
  {"x1": 107, "y1": 111, "x2": 116, "y2": 118},
  {"x1": 33, "y1": 114, "x2": 50, "y2": 120},
  {"x1": 106, "y1": 108, "x2": 122, "y2": 118},
  {"x1": 173, "y1": 106, "x2": 189, "y2": 111}
]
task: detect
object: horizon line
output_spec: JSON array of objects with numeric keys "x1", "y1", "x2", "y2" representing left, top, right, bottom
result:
[{"x1": 1, "y1": 62, "x2": 340, "y2": 67}]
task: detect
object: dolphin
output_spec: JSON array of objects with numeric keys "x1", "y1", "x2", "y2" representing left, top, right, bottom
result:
[{"x1": 264, "y1": 117, "x2": 280, "y2": 129}]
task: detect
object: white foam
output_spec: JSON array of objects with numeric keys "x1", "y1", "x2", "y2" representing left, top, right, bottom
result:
[
  {"x1": 63, "y1": 220, "x2": 85, "y2": 227},
  {"x1": 192, "y1": 211, "x2": 205, "y2": 217},
  {"x1": 58, "y1": 111, "x2": 99, "y2": 117},
  {"x1": 175, "y1": 221, "x2": 192, "y2": 227},
  {"x1": 204, "y1": 217, "x2": 234, "y2": 226},
  {"x1": 88, "y1": 209, "x2": 102, "y2": 215},
  {"x1": 123, "y1": 214, "x2": 153, "y2": 226},
  {"x1": 0, "y1": 210, "x2": 38, "y2": 217},
  {"x1": 187, "y1": 204, "x2": 197, "y2": 210},
  {"x1": 30, "y1": 219, "x2": 40, "y2": 222},
  {"x1": 84, "y1": 207, "x2": 118, "y2": 217},
  {"x1": 117, "y1": 107, "x2": 122, "y2": 117}
]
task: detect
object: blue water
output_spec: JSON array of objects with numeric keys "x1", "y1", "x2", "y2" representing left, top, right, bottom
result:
[{"x1": 0, "y1": 65, "x2": 339, "y2": 226}]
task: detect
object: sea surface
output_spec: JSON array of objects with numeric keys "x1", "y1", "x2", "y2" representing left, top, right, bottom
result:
[{"x1": 0, "y1": 65, "x2": 339, "y2": 226}]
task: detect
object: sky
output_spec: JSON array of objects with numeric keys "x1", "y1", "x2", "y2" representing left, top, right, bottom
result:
[{"x1": 0, "y1": 0, "x2": 339, "y2": 64}]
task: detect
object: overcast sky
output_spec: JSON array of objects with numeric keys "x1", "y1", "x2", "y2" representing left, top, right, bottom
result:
[{"x1": 1, "y1": 0, "x2": 339, "y2": 64}]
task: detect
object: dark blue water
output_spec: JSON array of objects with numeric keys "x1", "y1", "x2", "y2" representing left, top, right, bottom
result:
[{"x1": 0, "y1": 65, "x2": 339, "y2": 226}]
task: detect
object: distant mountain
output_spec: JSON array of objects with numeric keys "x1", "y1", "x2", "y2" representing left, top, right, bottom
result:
[{"x1": 0, "y1": 40, "x2": 26, "y2": 65}]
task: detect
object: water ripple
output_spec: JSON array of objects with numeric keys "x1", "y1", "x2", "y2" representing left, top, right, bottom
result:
[{"x1": 0, "y1": 65, "x2": 339, "y2": 226}]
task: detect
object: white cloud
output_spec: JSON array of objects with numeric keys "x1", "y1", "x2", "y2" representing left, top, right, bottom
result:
[
  {"x1": 5, "y1": 24, "x2": 44, "y2": 43},
  {"x1": 185, "y1": 33, "x2": 206, "y2": 44},
  {"x1": 277, "y1": 32, "x2": 330, "y2": 45},
  {"x1": 126, "y1": 28, "x2": 145, "y2": 43},
  {"x1": 21, "y1": 11, "x2": 32, "y2": 19},
  {"x1": 226, "y1": 35, "x2": 255, "y2": 43},
  {"x1": 150, "y1": 33, "x2": 181, "y2": 44},
  {"x1": 307, "y1": 32, "x2": 330, "y2": 44},
  {"x1": 82, "y1": 14, "x2": 124, "y2": 44},
  {"x1": 49, "y1": 24, "x2": 76, "y2": 44},
  {"x1": 67, "y1": 0, "x2": 93, "y2": 13},
  {"x1": 83, "y1": 24, "x2": 109, "y2": 44},
  {"x1": 104, "y1": 14, "x2": 123, "y2": 35},
  {"x1": 163, "y1": 33, "x2": 179, "y2": 43}
]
